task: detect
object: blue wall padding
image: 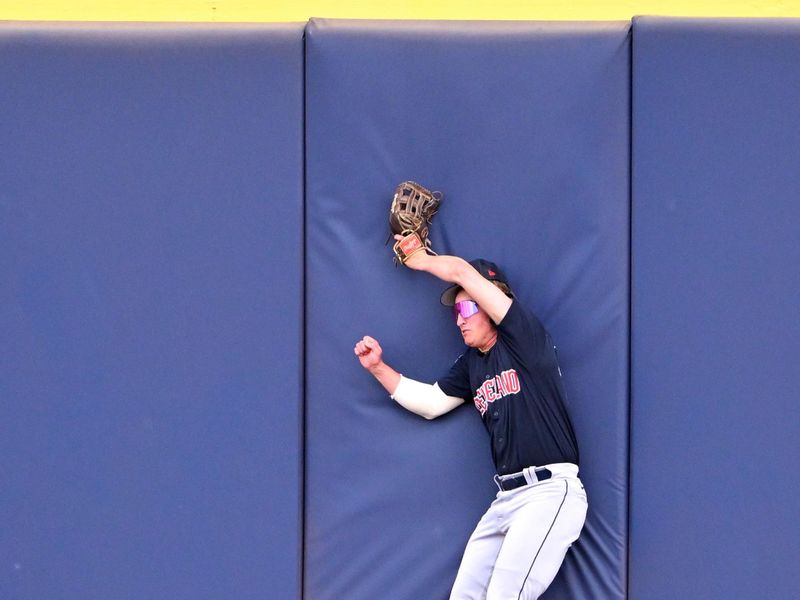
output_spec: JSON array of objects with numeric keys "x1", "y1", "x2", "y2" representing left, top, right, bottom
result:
[
  {"x1": 631, "y1": 17, "x2": 800, "y2": 600},
  {"x1": 0, "y1": 23, "x2": 304, "y2": 600},
  {"x1": 305, "y1": 19, "x2": 630, "y2": 599}
]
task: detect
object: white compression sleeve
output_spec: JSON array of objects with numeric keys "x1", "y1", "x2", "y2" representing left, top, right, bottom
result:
[{"x1": 390, "y1": 375, "x2": 465, "y2": 420}]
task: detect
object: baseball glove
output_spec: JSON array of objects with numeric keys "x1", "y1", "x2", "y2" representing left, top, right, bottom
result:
[{"x1": 388, "y1": 181, "x2": 442, "y2": 265}]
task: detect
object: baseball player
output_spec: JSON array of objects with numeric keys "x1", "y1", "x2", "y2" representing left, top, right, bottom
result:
[{"x1": 354, "y1": 251, "x2": 587, "y2": 600}]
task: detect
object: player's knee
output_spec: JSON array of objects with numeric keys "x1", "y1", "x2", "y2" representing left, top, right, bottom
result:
[
  {"x1": 449, "y1": 583, "x2": 486, "y2": 600},
  {"x1": 449, "y1": 574, "x2": 486, "y2": 600},
  {"x1": 485, "y1": 584, "x2": 545, "y2": 600},
  {"x1": 519, "y1": 578, "x2": 547, "y2": 600},
  {"x1": 486, "y1": 572, "x2": 548, "y2": 600}
]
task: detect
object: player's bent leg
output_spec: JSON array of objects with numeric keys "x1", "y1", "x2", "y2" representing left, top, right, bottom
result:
[
  {"x1": 485, "y1": 479, "x2": 587, "y2": 600},
  {"x1": 449, "y1": 502, "x2": 505, "y2": 600}
]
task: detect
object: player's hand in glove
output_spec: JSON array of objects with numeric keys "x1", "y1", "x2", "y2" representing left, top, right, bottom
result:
[
  {"x1": 388, "y1": 181, "x2": 442, "y2": 265},
  {"x1": 354, "y1": 336, "x2": 384, "y2": 371},
  {"x1": 392, "y1": 234, "x2": 432, "y2": 271}
]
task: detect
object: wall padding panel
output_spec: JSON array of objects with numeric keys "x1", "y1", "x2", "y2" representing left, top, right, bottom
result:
[
  {"x1": 0, "y1": 23, "x2": 304, "y2": 600},
  {"x1": 305, "y1": 19, "x2": 630, "y2": 599},
  {"x1": 631, "y1": 16, "x2": 800, "y2": 600}
]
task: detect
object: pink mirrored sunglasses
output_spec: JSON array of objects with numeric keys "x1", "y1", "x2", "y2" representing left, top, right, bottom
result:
[{"x1": 453, "y1": 300, "x2": 480, "y2": 321}]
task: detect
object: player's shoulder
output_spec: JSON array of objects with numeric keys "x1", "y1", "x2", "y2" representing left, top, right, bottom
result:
[
  {"x1": 499, "y1": 298, "x2": 536, "y2": 325},
  {"x1": 497, "y1": 299, "x2": 548, "y2": 345}
]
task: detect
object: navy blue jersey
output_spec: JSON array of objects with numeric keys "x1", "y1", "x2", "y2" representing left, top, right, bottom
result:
[{"x1": 437, "y1": 300, "x2": 579, "y2": 475}]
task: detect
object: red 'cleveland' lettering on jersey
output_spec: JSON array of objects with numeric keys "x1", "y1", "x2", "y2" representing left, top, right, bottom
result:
[{"x1": 473, "y1": 369, "x2": 521, "y2": 415}]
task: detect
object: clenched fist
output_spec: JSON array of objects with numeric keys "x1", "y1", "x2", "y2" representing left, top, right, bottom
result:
[{"x1": 354, "y1": 336, "x2": 383, "y2": 371}]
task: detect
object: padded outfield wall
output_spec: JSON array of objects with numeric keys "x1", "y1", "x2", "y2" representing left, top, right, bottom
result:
[
  {"x1": 304, "y1": 18, "x2": 630, "y2": 600},
  {"x1": 630, "y1": 16, "x2": 800, "y2": 599},
  {"x1": 0, "y1": 23, "x2": 304, "y2": 600},
  {"x1": 2, "y1": 16, "x2": 799, "y2": 600}
]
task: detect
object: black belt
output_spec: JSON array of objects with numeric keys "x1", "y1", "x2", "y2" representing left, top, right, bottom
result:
[{"x1": 493, "y1": 467, "x2": 552, "y2": 492}]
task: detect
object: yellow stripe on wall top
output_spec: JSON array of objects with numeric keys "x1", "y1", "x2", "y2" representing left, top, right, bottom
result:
[{"x1": 3, "y1": 0, "x2": 800, "y2": 22}]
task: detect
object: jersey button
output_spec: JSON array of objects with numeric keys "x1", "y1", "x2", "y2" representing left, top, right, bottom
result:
[
  {"x1": 492, "y1": 411, "x2": 499, "y2": 418},
  {"x1": 498, "y1": 437, "x2": 505, "y2": 444}
]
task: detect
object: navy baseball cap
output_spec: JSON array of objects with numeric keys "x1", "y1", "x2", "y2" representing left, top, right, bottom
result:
[{"x1": 440, "y1": 259, "x2": 513, "y2": 306}]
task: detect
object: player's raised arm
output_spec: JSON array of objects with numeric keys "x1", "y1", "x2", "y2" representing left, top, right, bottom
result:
[
  {"x1": 400, "y1": 251, "x2": 513, "y2": 325},
  {"x1": 386, "y1": 180, "x2": 509, "y2": 323}
]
